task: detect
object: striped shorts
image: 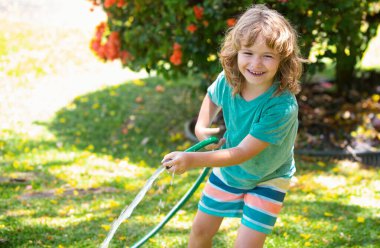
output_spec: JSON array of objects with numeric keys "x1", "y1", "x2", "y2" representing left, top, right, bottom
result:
[{"x1": 198, "y1": 171, "x2": 291, "y2": 234}]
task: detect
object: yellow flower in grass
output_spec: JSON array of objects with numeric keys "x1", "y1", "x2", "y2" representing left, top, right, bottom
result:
[
  {"x1": 176, "y1": 141, "x2": 191, "y2": 151},
  {"x1": 55, "y1": 188, "x2": 65, "y2": 195},
  {"x1": 317, "y1": 161, "x2": 326, "y2": 167},
  {"x1": 132, "y1": 79, "x2": 146, "y2": 86},
  {"x1": 109, "y1": 90, "x2": 118, "y2": 96},
  {"x1": 108, "y1": 200, "x2": 120, "y2": 209},
  {"x1": 301, "y1": 233, "x2": 311, "y2": 240},
  {"x1": 170, "y1": 132, "x2": 184, "y2": 142},
  {"x1": 92, "y1": 103, "x2": 100, "y2": 109},
  {"x1": 86, "y1": 144, "x2": 95, "y2": 151},
  {"x1": 357, "y1": 216, "x2": 365, "y2": 223},
  {"x1": 12, "y1": 161, "x2": 20, "y2": 169},
  {"x1": 101, "y1": 224, "x2": 111, "y2": 231}
]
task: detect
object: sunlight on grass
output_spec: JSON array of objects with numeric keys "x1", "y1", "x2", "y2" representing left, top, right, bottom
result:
[
  {"x1": 362, "y1": 25, "x2": 380, "y2": 70},
  {"x1": 314, "y1": 174, "x2": 347, "y2": 188}
]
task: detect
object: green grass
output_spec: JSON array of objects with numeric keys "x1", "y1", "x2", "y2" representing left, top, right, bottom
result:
[
  {"x1": 1, "y1": 76, "x2": 379, "y2": 247},
  {"x1": 1, "y1": 17, "x2": 380, "y2": 248}
]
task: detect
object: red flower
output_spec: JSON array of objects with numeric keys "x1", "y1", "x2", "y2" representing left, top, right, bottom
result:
[
  {"x1": 91, "y1": 39, "x2": 101, "y2": 52},
  {"x1": 104, "y1": 31, "x2": 121, "y2": 60},
  {"x1": 187, "y1": 24, "x2": 197, "y2": 33},
  {"x1": 170, "y1": 43, "x2": 182, "y2": 66},
  {"x1": 97, "y1": 46, "x2": 107, "y2": 60},
  {"x1": 117, "y1": 0, "x2": 127, "y2": 7},
  {"x1": 226, "y1": 18, "x2": 236, "y2": 27},
  {"x1": 120, "y1": 50, "x2": 132, "y2": 63},
  {"x1": 104, "y1": 0, "x2": 117, "y2": 8},
  {"x1": 173, "y1": 42, "x2": 181, "y2": 51},
  {"x1": 95, "y1": 22, "x2": 106, "y2": 39},
  {"x1": 278, "y1": 0, "x2": 288, "y2": 3},
  {"x1": 193, "y1": 6, "x2": 204, "y2": 20}
]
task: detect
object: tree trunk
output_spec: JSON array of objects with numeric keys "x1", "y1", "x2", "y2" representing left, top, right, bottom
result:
[{"x1": 335, "y1": 49, "x2": 356, "y2": 95}]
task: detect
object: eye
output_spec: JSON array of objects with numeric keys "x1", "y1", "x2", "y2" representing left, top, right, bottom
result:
[
  {"x1": 263, "y1": 55, "x2": 273, "y2": 59},
  {"x1": 243, "y1": 52, "x2": 252, "y2": 55}
]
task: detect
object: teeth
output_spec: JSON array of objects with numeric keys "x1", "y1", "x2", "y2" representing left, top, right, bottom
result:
[{"x1": 248, "y1": 70, "x2": 264, "y2": 76}]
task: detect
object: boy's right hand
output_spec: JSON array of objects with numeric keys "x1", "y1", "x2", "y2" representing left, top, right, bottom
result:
[
  {"x1": 195, "y1": 126, "x2": 225, "y2": 150},
  {"x1": 204, "y1": 137, "x2": 225, "y2": 150}
]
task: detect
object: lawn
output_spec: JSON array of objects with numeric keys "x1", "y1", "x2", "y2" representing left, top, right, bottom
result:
[{"x1": 1, "y1": 14, "x2": 380, "y2": 248}]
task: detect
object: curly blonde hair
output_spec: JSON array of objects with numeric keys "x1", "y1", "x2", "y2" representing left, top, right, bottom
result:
[{"x1": 219, "y1": 4, "x2": 304, "y2": 96}]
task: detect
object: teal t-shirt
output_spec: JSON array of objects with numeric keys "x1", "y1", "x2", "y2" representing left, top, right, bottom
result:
[{"x1": 207, "y1": 72, "x2": 298, "y2": 189}]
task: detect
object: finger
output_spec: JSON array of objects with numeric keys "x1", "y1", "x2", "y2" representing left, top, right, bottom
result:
[
  {"x1": 167, "y1": 164, "x2": 176, "y2": 173},
  {"x1": 204, "y1": 144, "x2": 217, "y2": 150},
  {"x1": 162, "y1": 159, "x2": 171, "y2": 169},
  {"x1": 161, "y1": 152, "x2": 176, "y2": 163},
  {"x1": 217, "y1": 138, "x2": 226, "y2": 148},
  {"x1": 204, "y1": 138, "x2": 225, "y2": 150},
  {"x1": 162, "y1": 158, "x2": 175, "y2": 169}
]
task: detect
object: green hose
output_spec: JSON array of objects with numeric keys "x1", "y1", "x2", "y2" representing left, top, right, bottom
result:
[{"x1": 130, "y1": 136, "x2": 218, "y2": 248}]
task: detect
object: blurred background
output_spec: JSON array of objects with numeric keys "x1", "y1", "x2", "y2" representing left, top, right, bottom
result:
[{"x1": 1, "y1": 1, "x2": 379, "y2": 247}]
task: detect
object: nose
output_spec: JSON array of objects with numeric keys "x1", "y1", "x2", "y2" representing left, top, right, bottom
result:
[{"x1": 248, "y1": 55, "x2": 263, "y2": 69}]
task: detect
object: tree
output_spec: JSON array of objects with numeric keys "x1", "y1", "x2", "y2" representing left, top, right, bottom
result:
[{"x1": 88, "y1": 0, "x2": 380, "y2": 93}]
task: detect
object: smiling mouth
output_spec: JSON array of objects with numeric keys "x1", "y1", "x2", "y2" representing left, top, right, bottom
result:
[{"x1": 247, "y1": 69, "x2": 265, "y2": 76}]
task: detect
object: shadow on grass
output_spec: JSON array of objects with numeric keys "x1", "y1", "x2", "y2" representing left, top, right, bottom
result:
[
  {"x1": 48, "y1": 77, "x2": 203, "y2": 167},
  {"x1": 1, "y1": 170, "x2": 203, "y2": 247},
  {"x1": 2, "y1": 195, "x2": 379, "y2": 248}
]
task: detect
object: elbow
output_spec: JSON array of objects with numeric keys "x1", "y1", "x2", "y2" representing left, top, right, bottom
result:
[{"x1": 194, "y1": 124, "x2": 203, "y2": 140}]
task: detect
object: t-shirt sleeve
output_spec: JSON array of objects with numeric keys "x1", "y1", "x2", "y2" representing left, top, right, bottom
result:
[
  {"x1": 207, "y1": 71, "x2": 226, "y2": 107},
  {"x1": 250, "y1": 99, "x2": 298, "y2": 146}
]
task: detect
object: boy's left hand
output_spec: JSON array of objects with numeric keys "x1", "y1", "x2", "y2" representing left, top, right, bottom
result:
[{"x1": 161, "y1": 152, "x2": 192, "y2": 175}]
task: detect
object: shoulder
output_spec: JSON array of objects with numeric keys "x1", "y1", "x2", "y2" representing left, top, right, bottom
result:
[
  {"x1": 214, "y1": 71, "x2": 227, "y2": 85},
  {"x1": 209, "y1": 71, "x2": 232, "y2": 93},
  {"x1": 266, "y1": 90, "x2": 298, "y2": 115},
  {"x1": 207, "y1": 71, "x2": 233, "y2": 106}
]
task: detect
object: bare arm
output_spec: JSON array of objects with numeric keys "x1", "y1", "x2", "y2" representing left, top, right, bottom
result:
[
  {"x1": 195, "y1": 94, "x2": 221, "y2": 140},
  {"x1": 195, "y1": 94, "x2": 225, "y2": 149},
  {"x1": 162, "y1": 134, "x2": 269, "y2": 174}
]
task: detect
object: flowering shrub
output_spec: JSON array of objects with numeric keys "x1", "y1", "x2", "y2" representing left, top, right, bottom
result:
[{"x1": 88, "y1": 0, "x2": 380, "y2": 90}]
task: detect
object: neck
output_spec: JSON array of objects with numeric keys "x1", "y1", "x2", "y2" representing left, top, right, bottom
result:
[{"x1": 241, "y1": 82, "x2": 273, "y2": 101}]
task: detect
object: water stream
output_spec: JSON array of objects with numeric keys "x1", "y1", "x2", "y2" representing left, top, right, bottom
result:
[{"x1": 100, "y1": 166, "x2": 166, "y2": 248}]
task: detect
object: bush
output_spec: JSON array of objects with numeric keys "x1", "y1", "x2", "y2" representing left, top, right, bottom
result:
[{"x1": 88, "y1": 0, "x2": 380, "y2": 91}]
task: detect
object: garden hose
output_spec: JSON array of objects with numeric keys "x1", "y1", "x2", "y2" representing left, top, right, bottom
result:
[{"x1": 130, "y1": 136, "x2": 218, "y2": 248}]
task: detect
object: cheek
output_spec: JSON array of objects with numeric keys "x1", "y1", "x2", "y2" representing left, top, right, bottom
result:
[
  {"x1": 237, "y1": 55, "x2": 248, "y2": 69},
  {"x1": 267, "y1": 60, "x2": 280, "y2": 71}
]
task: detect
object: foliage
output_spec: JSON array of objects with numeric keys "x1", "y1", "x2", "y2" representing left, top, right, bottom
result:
[
  {"x1": 88, "y1": 0, "x2": 380, "y2": 90},
  {"x1": 297, "y1": 82, "x2": 380, "y2": 152}
]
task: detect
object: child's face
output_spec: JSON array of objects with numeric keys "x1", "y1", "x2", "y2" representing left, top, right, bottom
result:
[{"x1": 237, "y1": 34, "x2": 280, "y2": 90}]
